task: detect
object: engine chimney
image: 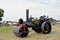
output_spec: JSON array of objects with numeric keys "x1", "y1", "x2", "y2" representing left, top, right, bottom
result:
[{"x1": 26, "y1": 9, "x2": 29, "y2": 22}]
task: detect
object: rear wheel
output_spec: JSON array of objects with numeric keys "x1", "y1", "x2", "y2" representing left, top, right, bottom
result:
[{"x1": 41, "y1": 22, "x2": 51, "y2": 34}]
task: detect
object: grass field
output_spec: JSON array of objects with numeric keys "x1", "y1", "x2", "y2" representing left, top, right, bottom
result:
[{"x1": 0, "y1": 24, "x2": 60, "y2": 40}]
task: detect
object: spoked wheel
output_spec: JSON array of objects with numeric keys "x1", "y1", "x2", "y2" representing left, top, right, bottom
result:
[
  {"x1": 41, "y1": 22, "x2": 51, "y2": 34},
  {"x1": 32, "y1": 20, "x2": 41, "y2": 33},
  {"x1": 32, "y1": 24, "x2": 41, "y2": 33}
]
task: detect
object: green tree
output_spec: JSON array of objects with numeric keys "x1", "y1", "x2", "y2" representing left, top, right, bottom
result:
[
  {"x1": 0, "y1": 8, "x2": 4, "y2": 17},
  {"x1": 49, "y1": 17, "x2": 57, "y2": 23},
  {"x1": 0, "y1": 8, "x2": 4, "y2": 24}
]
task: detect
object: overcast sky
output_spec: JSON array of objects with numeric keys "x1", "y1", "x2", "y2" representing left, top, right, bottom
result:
[{"x1": 0, "y1": 0, "x2": 60, "y2": 21}]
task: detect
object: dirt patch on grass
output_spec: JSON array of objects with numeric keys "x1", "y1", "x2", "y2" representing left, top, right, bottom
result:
[{"x1": 0, "y1": 24, "x2": 60, "y2": 40}]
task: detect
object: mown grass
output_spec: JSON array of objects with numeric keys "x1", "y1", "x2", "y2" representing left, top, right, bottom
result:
[
  {"x1": 0, "y1": 26, "x2": 14, "y2": 33},
  {"x1": 0, "y1": 26, "x2": 15, "y2": 40}
]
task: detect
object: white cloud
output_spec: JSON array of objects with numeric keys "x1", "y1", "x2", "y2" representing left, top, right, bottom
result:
[
  {"x1": 0, "y1": 0, "x2": 40, "y2": 21},
  {"x1": 0, "y1": 0, "x2": 60, "y2": 21}
]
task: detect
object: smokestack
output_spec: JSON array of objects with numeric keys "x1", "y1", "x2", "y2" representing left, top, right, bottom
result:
[{"x1": 26, "y1": 9, "x2": 29, "y2": 22}]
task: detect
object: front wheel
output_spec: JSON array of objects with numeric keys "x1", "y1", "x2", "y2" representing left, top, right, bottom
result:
[
  {"x1": 41, "y1": 22, "x2": 51, "y2": 34},
  {"x1": 19, "y1": 24, "x2": 29, "y2": 37},
  {"x1": 19, "y1": 31, "x2": 29, "y2": 37}
]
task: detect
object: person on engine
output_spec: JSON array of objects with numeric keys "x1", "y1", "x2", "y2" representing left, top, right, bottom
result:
[{"x1": 19, "y1": 18, "x2": 23, "y2": 24}]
